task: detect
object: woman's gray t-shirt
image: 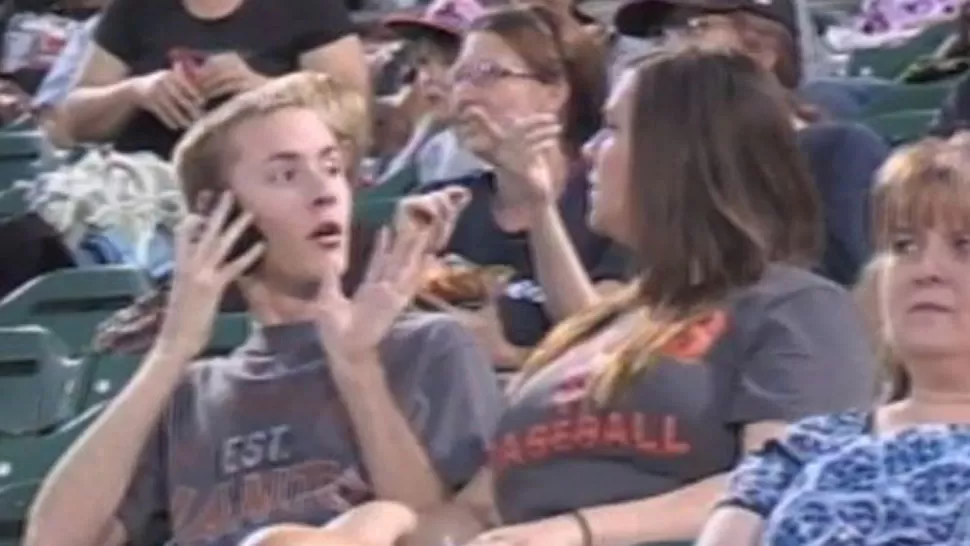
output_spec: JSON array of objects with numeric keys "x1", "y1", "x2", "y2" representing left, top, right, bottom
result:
[{"x1": 491, "y1": 265, "x2": 876, "y2": 524}]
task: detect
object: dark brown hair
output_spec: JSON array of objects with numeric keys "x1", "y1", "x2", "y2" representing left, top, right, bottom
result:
[
  {"x1": 469, "y1": 4, "x2": 606, "y2": 153},
  {"x1": 713, "y1": 12, "x2": 824, "y2": 121},
  {"x1": 523, "y1": 47, "x2": 822, "y2": 400}
]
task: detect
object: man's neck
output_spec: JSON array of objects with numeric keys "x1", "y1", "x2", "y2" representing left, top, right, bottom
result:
[{"x1": 238, "y1": 277, "x2": 320, "y2": 326}]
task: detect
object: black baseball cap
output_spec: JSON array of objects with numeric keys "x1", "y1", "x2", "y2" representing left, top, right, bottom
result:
[{"x1": 613, "y1": 0, "x2": 799, "y2": 39}]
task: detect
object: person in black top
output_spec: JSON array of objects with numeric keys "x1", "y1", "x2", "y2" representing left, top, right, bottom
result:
[
  {"x1": 613, "y1": 0, "x2": 889, "y2": 286},
  {"x1": 421, "y1": 5, "x2": 628, "y2": 369},
  {"x1": 58, "y1": 0, "x2": 370, "y2": 158}
]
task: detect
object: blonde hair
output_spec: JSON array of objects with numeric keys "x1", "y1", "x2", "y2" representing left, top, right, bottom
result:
[
  {"x1": 172, "y1": 71, "x2": 370, "y2": 210},
  {"x1": 518, "y1": 286, "x2": 718, "y2": 403},
  {"x1": 872, "y1": 132, "x2": 970, "y2": 250},
  {"x1": 865, "y1": 132, "x2": 970, "y2": 401},
  {"x1": 853, "y1": 256, "x2": 906, "y2": 401}
]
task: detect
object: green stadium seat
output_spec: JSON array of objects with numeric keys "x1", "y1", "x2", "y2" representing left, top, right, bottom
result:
[
  {"x1": 0, "y1": 327, "x2": 82, "y2": 435},
  {"x1": 846, "y1": 21, "x2": 956, "y2": 80},
  {"x1": 354, "y1": 195, "x2": 403, "y2": 228},
  {"x1": 0, "y1": 129, "x2": 44, "y2": 193},
  {"x1": 205, "y1": 313, "x2": 251, "y2": 357},
  {"x1": 0, "y1": 186, "x2": 27, "y2": 218},
  {"x1": 354, "y1": 158, "x2": 419, "y2": 227},
  {"x1": 0, "y1": 405, "x2": 105, "y2": 541},
  {"x1": 78, "y1": 313, "x2": 251, "y2": 410},
  {"x1": 0, "y1": 266, "x2": 151, "y2": 355},
  {"x1": 861, "y1": 81, "x2": 955, "y2": 118},
  {"x1": 864, "y1": 109, "x2": 938, "y2": 146},
  {"x1": 76, "y1": 353, "x2": 140, "y2": 411}
]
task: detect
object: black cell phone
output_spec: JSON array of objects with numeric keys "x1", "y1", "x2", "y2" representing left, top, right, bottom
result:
[{"x1": 225, "y1": 200, "x2": 265, "y2": 268}]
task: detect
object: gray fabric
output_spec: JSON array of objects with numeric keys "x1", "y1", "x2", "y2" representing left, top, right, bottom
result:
[
  {"x1": 491, "y1": 265, "x2": 876, "y2": 525},
  {"x1": 379, "y1": 115, "x2": 488, "y2": 190},
  {"x1": 116, "y1": 312, "x2": 503, "y2": 546},
  {"x1": 416, "y1": 128, "x2": 488, "y2": 186}
]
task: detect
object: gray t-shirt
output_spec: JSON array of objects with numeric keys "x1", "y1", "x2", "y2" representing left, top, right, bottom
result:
[
  {"x1": 491, "y1": 265, "x2": 876, "y2": 524},
  {"x1": 118, "y1": 313, "x2": 503, "y2": 546}
]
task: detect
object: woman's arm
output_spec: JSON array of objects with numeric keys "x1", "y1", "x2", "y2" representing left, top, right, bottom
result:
[
  {"x1": 294, "y1": 0, "x2": 370, "y2": 105},
  {"x1": 60, "y1": 46, "x2": 142, "y2": 142},
  {"x1": 299, "y1": 35, "x2": 371, "y2": 105},
  {"x1": 528, "y1": 204, "x2": 607, "y2": 320},
  {"x1": 695, "y1": 507, "x2": 764, "y2": 546},
  {"x1": 578, "y1": 421, "x2": 784, "y2": 546}
]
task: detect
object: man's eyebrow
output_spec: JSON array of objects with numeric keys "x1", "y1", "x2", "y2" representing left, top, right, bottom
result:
[{"x1": 265, "y1": 145, "x2": 340, "y2": 162}]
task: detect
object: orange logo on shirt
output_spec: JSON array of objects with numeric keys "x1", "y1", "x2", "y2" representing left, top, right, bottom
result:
[
  {"x1": 489, "y1": 410, "x2": 691, "y2": 473},
  {"x1": 659, "y1": 311, "x2": 728, "y2": 361}
]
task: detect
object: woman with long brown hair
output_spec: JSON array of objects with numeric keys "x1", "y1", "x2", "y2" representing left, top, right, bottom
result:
[
  {"x1": 614, "y1": 0, "x2": 891, "y2": 287},
  {"x1": 250, "y1": 46, "x2": 876, "y2": 546}
]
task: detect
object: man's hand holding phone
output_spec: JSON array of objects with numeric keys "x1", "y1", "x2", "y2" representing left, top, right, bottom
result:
[{"x1": 154, "y1": 191, "x2": 265, "y2": 362}]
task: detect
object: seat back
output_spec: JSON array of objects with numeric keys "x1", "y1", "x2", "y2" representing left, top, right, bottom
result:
[
  {"x1": 0, "y1": 266, "x2": 150, "y2": 355},
  {"x1": 0, "y1": 405, "x2": 105, "y2": 544},
  {"x1": 861, "y1": 81, "x2": 955, "y2": 117},
  {"x1": 77, "y1": 353, "x2": 141, "y2": 411},
  {"x1": 847, "y1": 21, "x2": 956, "y2": 79},
  {"x1": 205, "y1": 313, "x2": 251, "y2": 358},
  {"x1": 0, "y1": 326, "x2": 83, "y2": 435},
  {"x1": 0, "y1": 129, "x2": 44, "y2": 193},
  {"x1": 864, "y1": 109, "x2": 938, "y2": 145}
]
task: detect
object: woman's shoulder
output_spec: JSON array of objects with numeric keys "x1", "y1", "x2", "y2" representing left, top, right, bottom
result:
[
  {"x1": 729, "y1": 265, "x2": 848, "y2": 313},
  {"x1": 745, "y1": 412, "x2": 871, "y2": 458}
]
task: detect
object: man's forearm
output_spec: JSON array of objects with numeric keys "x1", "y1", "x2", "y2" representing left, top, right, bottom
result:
[
  {"x1": 61, "y1": 79, "x2": 140, "y2": 143},
  {"x1": 331, "y1": 351, "x2": 446, "y2": 509}
]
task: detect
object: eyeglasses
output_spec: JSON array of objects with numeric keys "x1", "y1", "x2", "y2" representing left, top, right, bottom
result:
[{"x1": 449, "y1": 60, "x2": 538, "y2": 86}]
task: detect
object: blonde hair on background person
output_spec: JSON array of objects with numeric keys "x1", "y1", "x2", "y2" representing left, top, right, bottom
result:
[
  {"x1": 173, "y1": 71, "x2": 371, "y2": 209},
  {"x1": 853, "y1": 256, "x2": 907, "y2": 402},
  {"x1": 869, "y1": 131, "x2": 970, "y2": 402}
]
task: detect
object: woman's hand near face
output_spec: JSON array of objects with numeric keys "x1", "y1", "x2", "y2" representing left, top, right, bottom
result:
[
  {"x1": 459, "y1": 107, "x2": 562, "y2": 207},
  {"x1": 155, "y1": 191, "x2": 265, "y2": 362},
  {"x1": 314, "y1": 187, "x2": 471, "y2": 365}
]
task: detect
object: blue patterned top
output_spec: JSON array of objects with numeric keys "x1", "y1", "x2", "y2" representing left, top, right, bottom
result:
[{"x1": 723, "y1": 411, "x2": 970, "y2": 545}]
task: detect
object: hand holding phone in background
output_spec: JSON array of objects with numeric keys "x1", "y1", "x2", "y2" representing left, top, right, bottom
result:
[
  {"x1": 131, "y1": 54, "x2": 205, "y2": 130},
  {"x1": 195, "y1": 52, "x2": 270, "y2": 100}
]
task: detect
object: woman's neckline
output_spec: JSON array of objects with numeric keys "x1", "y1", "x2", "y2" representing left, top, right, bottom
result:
[
  {"x1": 869, "y1": 402, "x2": 970, "y2": 437},
  {"x1": 182, "y1": 0, "x2": 245, "y2": 22}
]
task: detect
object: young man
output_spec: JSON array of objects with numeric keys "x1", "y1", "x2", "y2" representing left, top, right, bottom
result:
[{"x1": 24, "y1": 72, "x2": 503, "y2": 546}]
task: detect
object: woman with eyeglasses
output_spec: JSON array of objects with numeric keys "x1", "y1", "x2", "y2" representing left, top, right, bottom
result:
[{"x1": 420, "y1": 5, "x2": 628, "y2": 370}]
